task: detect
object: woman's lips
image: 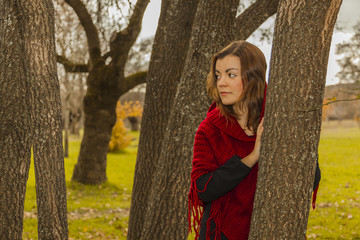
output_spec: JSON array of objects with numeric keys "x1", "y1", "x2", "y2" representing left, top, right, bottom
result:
[{"x1": 220, "y1": 92, "x2": 230, "y2": 96}]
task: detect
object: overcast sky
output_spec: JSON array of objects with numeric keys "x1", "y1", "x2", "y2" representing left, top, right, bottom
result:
[{"x1": 139, "y1": 0, "x2": 360, "y2": 85}]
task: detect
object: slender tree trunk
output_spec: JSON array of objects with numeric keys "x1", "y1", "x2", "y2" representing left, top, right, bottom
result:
[
  {"x1": 0, "y1": 0, "x2": 68, "y2": 239},
  {"x1": 139, "y1": 1, "x2": 240, "y2": 239},
  {"x1": 127, "y1": 0, "x2": 199, "y2": 239},
  {"x1": 64, "y1": 108, "x2": 70, "y2": 158},
  {"x1": 127, "y1": 117, "x2": 139, "y2": 131},
  {"x1": 249, "y1": 1, "x2": 342, "y2": 239}
]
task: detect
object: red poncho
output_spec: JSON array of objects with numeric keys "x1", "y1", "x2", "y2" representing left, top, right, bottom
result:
[
  {"x1": 188, "y1": 89, "x2": 319, "y2": 239},
  {"x1": 188, "y1": 101, "x2": 260, "y2": 240}
]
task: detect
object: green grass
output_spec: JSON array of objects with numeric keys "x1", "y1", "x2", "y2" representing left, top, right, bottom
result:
[
  {"x1": 23, "y1": 132, "x2": 139, "y2": 240},
  {"x1": 22, "y1": 125, "x2": 360, "y2": 239},
  {"x1": 307, "y1": 126, "x2": 360, "y2": 239}
]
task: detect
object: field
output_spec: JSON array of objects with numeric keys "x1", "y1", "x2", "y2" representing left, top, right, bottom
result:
[
  {"x1": 22, "y1": 121, "x2": 360, "y2": 239},
  {"x1": 307, "y1": 120, "x2": 360, "y2": 239}
]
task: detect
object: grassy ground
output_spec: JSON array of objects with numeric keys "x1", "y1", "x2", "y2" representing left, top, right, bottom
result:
[
  {"x1": 22, "y1": 122, "x2": 360, "y2": 239},
  {"x1": 23, "y1": 132, "x2": 139, "y2": 240},
  {"x1": 307, "y1": 121, "x2": 360, "y2": 239}
]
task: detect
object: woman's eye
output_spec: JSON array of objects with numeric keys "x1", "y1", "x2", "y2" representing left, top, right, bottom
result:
[
  {"x1": 215, "y1": 75, "x2": 220, "y2": 80},
  {"x1": 229, "y1": 73, "x2": 236, "y2": 77}
]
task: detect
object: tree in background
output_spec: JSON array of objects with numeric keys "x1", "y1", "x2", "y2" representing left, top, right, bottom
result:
[
  {"x1": 55, "y1": 0, "x2": 87, "y2": 152},
  {"x1": 57, "y1": 0, "x2": 149, "y2": 184},
  {"x1": 125, "y1": 37, "x2": 154, "y2": 76},
  {"x1": 336, "y1": 22, "x2": 360, "y2": 84},
  {"x1": 0, "y1": 0, "x2": 68, "y2": 239},
  {"x1": 249, "y1": 0, "x2": 342, "y2": 238}
]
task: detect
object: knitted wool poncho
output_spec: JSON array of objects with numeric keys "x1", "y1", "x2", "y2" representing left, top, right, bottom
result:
[
  {"x1": 188, "y1": 91, "x2": 319, "y2": 239},
  {"x1": 188, "y1": 102, "x2": 259, "y2": 240}
]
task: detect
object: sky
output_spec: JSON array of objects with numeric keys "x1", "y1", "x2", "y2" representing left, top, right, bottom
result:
[{"x1": 138, "y1": 0, "x2": 360, "y2": 86}]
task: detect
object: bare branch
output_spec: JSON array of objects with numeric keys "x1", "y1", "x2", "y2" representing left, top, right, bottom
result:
[
  {"x1": 124, "y1": 71, "x2": 147, "y2": 92},
  {"x1": 102, "y1": 51, "x2": 111, "y2": 60},
  {"x1": 234, "y1": 0, "x2": 280, "y2": 40},
  {"x1": 110, "y1": 0, "x2": 150, "y2": 60},
  {"x1": 300, "y1": 97, "x2": 360, "y2": 112},
  {"x1": 65, "y1": 0, "x2": 101, "y2": 60},
  {"x1": 57, "y1": 55, "x2": 88, "y2": 73},
  {"x1": 323, "y1": 97, "x2": 360, "y2": 106},
  {"x1": 125, "y1": 0, "x2": 149, "y2": 39}
]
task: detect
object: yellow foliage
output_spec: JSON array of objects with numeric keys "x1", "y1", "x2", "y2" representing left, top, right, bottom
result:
[
  {"x1": 121, "y1": 100, "x2": 143, "y2": 118},
  {"x1": 108, "y1": 100, "x2": 143, "y2": 152}
]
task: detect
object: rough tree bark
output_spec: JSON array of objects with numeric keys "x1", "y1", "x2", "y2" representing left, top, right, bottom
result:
[
  {"x1": 249, "y1": 0, "x2": 342, "y2": 239},
  {"x1": 129, "y1": 0, "x2": 281, "y2": 239},
  {"x1": 127, "y1": 0, "x2": 199, "y2": 239},
  {"x1": 234, "y1": 0, "x2": 279, "y2": 40},
  {"x1": 60, "y1": 0, "x2": 149, "y2": 184},
  {"x1": 0, "y1": 0, "x2": 68, "y2": 239},
  {"x1": 138, "y1": 1, "x2": 240, "y2": 239}
]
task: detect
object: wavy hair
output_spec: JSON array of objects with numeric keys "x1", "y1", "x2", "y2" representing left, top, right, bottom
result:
[{"x1": 206, "y1": 41, "x2": 267, "y2": 132}]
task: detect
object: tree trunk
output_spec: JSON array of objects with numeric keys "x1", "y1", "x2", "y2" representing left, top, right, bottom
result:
[
  {"x1": 64, "y1": 109, "x2": 70, "y2": 158},
  {"x1": 249, "y1": 1, "x2": 342, "y2": 239},
  {"x1": 127, "y1": 0, "x2": 199, "y2": 239},
  {"x1": 0, "y1": 2, "x2": 32, "y2": 238},
  {"x1": 139, "y1": 1, "x2": 240, "y2": 239},
  {"x1": 72, "y1": 65, "x2": 118, "y2": 184},
  {"x1": 128, "y1": 117, "x2": 139, "y2": 131},
  {"x1": 67, "y1": 0, "x2": 149, "y2": 184},
  {"x1": 130, "y1": 1, "x2": 281, "y2": 239},
  {"x1": 0, "y1": 0, "x2": 68, "y2": 239}
]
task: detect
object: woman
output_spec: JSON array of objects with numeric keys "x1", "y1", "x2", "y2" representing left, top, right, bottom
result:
[{"x1": 188, "y1": 41, "x2": 320, "y2": 240}]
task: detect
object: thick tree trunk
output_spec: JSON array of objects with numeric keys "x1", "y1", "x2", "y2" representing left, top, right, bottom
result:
[
  {"x1": 139, "y1": 1, "x2": 239, "y2": 239},
  {"x1": 71, "y1": 69, "x2": 148, "y2": 184},
  {"x1": 0, "y1": 2, "x2": 32, "y2": 238},
  {"x1": 67, "y1": 0, "x2": 150, "y2": 184},
  {"x1": 249, "y1": 1, "x2": 342, "y2": 239},
  {"x1": 72, "y1": 65, "x2": 119, "y2": 184},
  {"x1": 127, "y1": 0, "x2": 199, "y2": 239},
  {"x1": 0, "y1": 0, "x2": 68, "y2": 239}
]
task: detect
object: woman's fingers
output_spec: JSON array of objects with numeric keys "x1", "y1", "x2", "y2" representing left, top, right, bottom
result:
[{"x1": 257, "y1": 118, "x2": 264, "y2": 137}]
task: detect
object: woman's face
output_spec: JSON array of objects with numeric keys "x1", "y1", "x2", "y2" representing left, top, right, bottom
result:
[{"x1": 215, "y1": 55, "x2": 243, "y2": 106}]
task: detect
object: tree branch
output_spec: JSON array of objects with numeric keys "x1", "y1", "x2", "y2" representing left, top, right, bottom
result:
[
  {"x1": 64, "y1": 0, "x2": 101, "y2": 60},
  {"x1": 124, "y1": 71, "x2": 147, "y2": 92},
  {"x1": 234, "y1": 0, "x2": 280, "y2": 40},
  {"x1": 300, "y1": 97, "x2": 360, "y2": 112},
  {"x1": 57, "y1": 55, "x2": 88, "y2": 73},
  {"x1": 110, "y1": 0, "x2": 150, "y2": 63},
  {"x1": 125, "y1": 0, "x2": 150, "y2": 39},
  {"x1": 323, "y1": 97, "x2": 360, "y2": 106}
]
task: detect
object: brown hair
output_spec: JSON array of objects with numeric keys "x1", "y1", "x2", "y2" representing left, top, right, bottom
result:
[{"x1": 206, "y1": 41, "x2": 267, "y2": 132}]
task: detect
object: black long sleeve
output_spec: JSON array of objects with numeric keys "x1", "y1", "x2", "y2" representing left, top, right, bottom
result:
[
  {"x1": 197, "y1": 155, "x2": 321, "y2": 240},
  {"x1": 313, "y1": 159, "x2": 321, "y2": 191},
  {"x1": 196, "y1": 155, "x2": 321, "y2": 203},
  {"x1": 195, "y1": 155, "x2": 251, "y2": 203}
]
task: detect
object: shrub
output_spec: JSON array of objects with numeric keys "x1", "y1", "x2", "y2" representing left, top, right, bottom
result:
[{"x1": 108, "y1": 101, "x2": 143, "y2": 152}]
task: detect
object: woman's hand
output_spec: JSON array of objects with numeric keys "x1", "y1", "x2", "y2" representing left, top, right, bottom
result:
[
  {"x1": 252, "y1": 118, "x2": 264, "y2": 160},
  {"x1": 241, "y1": 118, "x2": 264, "y2": 167}
]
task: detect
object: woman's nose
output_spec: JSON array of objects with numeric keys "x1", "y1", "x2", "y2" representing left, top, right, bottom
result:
[{"x1": 218, "y1": 76, "x2": 227, "y2": 87}]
